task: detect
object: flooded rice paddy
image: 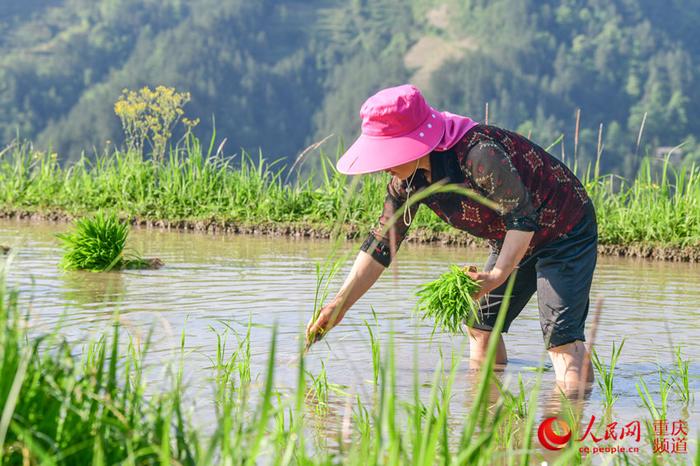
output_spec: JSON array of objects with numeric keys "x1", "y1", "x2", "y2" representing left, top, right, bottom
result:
[{"x1": 1, "y1": 218, "x2": 699, "y2": 456}]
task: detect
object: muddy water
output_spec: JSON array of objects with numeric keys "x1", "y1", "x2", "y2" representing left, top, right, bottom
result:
[{"x1": 1, "y1": 219, "x2": 699, "y2": 456}]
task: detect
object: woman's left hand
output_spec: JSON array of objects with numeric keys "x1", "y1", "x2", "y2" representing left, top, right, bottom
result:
[{"x1": 465, "y1": 268, "x2": 507, "y2": 300}]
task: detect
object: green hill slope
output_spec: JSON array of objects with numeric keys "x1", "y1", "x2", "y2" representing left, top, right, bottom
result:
[{"x1": 1, "y1": 0, "x2": 698, "y2": 173}]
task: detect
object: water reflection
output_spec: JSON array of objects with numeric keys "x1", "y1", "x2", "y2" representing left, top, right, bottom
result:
[{"x1": 61, "y1": 269, "x2": 126, "y2": 307}]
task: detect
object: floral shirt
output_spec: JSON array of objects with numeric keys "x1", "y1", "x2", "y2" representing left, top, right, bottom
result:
[{"x1": 361, "y1": 124, "x2": 591, "y2": 267}]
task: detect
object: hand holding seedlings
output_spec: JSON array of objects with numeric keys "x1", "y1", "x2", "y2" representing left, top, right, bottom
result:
[
  {"x1": 306, "y1": 251, "x2": 385, "y2": 350},
  {"x1": 415, "y1": 265, "x2": 482, "y2": 333},
  {"x1": 305, "y1": 302, "x2": 345, "y2": 348},
  {"x1": 465, "y1": 267, "x2": 508, "y2": 300}
]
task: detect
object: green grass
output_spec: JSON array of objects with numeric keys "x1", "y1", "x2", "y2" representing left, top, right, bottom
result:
[
  {"x1": 415, "y1": 264, "x2": 481, "y2": 333},
  {"x1": 1, "y1": 135, "x2": 699, "y2": 253},
  {"x1": 585, "y1": 156, "x2": 700, "y2": 248}
]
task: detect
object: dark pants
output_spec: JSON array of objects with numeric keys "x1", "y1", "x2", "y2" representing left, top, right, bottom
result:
[{"x1": 470, "y1": 203, "x2": 598, "y2": 349}]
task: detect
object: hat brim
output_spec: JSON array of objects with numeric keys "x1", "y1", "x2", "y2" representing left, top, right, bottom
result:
[{"x1": 336, "y1": 110, "x2": 446, "y2": 175}]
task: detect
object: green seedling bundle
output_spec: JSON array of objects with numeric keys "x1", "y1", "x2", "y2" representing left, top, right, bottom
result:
[
  {"x1": 416, "y1": 264, "x2": 481, "y2": 333},
  {"x1": 57, "y1": 212, "x2": 162, "y2": 271}
]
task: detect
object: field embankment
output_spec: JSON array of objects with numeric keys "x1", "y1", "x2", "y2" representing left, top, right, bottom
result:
[{"x1": 1, "y1": 141, "x2": 698, "y2": 261}]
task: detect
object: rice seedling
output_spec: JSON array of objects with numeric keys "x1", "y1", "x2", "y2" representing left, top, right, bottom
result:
[
  {"x1": 671, "y1": 347, "x2": 691, "y2": 404},
  {"x1": 0, "y1": 246, "x2": 8, "y2": 255},
  {"x1": 637, "y1": 369, "x2": 673, "y2": 421},
  {"x1": 306, "y1": 253, "x2": 346, "y2": 348},
  {"x1": 353, "y1": 395, "x2": 372, "y2": 443},
  {"x1": 56, "y1": 212, "x2": 162, "y2": 271},
  {"x1": 415, "y1": 264, "x2": 481, "y2": 333},
  {"x1": 591, "y1": 339, "x2": 625, "y2": 407},
  {"x1": 306, "y1": 361, "x2": 331, "y2": 414},
  {"x1": 364, "y1": 306, "x2": 381, "y2": 387},
  {"x1": 496, "y1": 374, "x2": 528, "y2": 420},
  {"x1": 305, "y1": 361, "x2": 349, "y2": 416}
]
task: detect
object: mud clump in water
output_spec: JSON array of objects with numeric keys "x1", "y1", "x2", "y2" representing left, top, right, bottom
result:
[{"x1": 123, "y1": 257, "x2": 164, "y2": 270}]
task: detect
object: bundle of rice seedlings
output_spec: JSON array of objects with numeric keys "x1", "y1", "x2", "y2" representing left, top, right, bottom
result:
[
  {"x1": 1, "y1": 245, "x2": 9, "y2": 255},
  {"x1": 416, "y1": 264, "x2": 481, "y2": 333},
  {"x1": 57, "y1": 212, "x2": 162, "y2": 271}
]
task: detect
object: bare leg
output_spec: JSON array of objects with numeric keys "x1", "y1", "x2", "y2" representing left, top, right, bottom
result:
[
  {"x1": 467, "y1": 327, "x2": 507, "y2": 365},
  {"x1": 548, "y1": 340, "x2": 594, "y2": 390}
]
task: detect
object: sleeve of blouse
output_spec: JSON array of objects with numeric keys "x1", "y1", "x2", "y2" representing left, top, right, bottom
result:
[
  {"x1": 463, "y1": 140, "x2": 540, "y2": 232},
  {"x1": 359, "y1": 176, "x2": 419, "y2": 267}
]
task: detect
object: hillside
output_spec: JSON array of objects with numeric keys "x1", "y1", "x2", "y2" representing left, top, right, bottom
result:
[{"x1": 1, "y1": 0, "x2": 699, "y2": 174}]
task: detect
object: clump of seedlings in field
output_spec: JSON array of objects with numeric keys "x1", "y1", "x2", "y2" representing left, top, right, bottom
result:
[
  {"x1": 57, "y1": 212, "x2": 163, "y2": 271},
  {"x1": 415, "y1": 264, "x2": 481, "y2": 333},
  {"x1": 1, "y1": 245, "x2": 9, "y2": 255},
  {"x1": 591, "y1": 339, "x2": 625, "y2": 407}
]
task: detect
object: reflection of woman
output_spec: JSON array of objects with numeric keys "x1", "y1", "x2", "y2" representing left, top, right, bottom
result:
[{"x1": 306, "y1": 85, "x2": 597, "y2": 388}]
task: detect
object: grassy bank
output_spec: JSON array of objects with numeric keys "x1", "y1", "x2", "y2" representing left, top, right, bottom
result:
[
  {"x1": 1, "y1": 261, "x2": 696, "y2": 465},
  {"x1": 1, "y1": 137, "x2": 699, "y2": 260}
]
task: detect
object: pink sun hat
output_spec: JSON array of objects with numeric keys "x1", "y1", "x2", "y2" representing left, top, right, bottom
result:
[{"x1": 336, "y1": 84, "x2": 447, "y2": 175}]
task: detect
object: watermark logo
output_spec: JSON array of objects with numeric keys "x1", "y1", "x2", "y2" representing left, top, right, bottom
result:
[
  {"x1": 537, "y1": 415, "x2": 689, "y2": 456},
  {"x1": 537, "y1": 417, "x2": 571, "y2": 450}
]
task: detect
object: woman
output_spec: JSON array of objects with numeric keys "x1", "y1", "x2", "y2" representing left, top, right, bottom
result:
[{"x1": 306, "y1": 84, "x2": 597, "y2": 388}]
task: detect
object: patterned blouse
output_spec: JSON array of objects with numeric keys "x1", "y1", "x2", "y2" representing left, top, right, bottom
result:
[{"x1": 360, "y1": 124, "x2": 591, "y2": 267}]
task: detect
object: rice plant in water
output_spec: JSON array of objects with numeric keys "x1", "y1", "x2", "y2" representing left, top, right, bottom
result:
[
  {"x1": 672, "y1": 347, "x2": 691, "y2": 404},
  {"x1": 57, "y1": 212, "x2": 161, "y2": 271},
  {"x1": 637, "y1": 370, "x2": 673, "y2": 421},
  {"x1": 364, "y1": 307, "x2": 381, "y2": 387},
  {"x1": 306, "y1": 362, "x2": 331, "y2": 415},
  {"x1": 306, "y1": 254, "x2": 346, "y2": 348},
  {"x1": 497, "y1": 374, "x2": 529, "y2": 420},
  {"x1": 591, "y1": 339, "x2": 625, "y2": 407},
  {"x1": 415, "y1": 264, "x2": 481, "y2": 333}
]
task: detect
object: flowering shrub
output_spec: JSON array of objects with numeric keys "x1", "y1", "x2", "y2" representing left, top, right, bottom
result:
[{"x1": 114, "y1": 86, "x2": 199, "y2": 161}]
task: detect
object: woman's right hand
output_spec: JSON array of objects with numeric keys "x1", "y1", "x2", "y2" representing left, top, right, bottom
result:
[
  {"x1": 306, "y1": 303, "x2": 346, "y2": 347},
  {"x1": 304, "y1": 251, "x2": 386, "y2": 350}
]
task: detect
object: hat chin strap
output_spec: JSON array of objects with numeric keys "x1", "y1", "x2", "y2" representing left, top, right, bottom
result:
[{"x1": 403, "y1": 159, "x2": 420, "y2": 227}]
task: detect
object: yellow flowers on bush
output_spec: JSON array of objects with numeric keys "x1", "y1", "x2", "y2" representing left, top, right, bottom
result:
[{"x1": 114, "y1": 86, "x2": 199, "y2": 162}]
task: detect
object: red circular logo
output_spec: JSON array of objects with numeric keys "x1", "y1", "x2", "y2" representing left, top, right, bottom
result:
[{"x1": 538, "y1": 417, "x2": 572, "y2": 450}]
